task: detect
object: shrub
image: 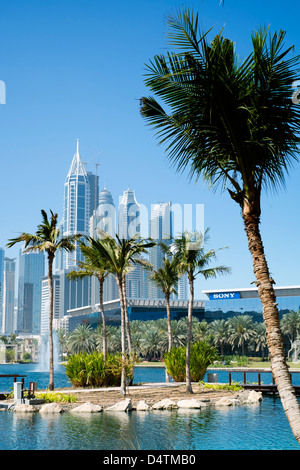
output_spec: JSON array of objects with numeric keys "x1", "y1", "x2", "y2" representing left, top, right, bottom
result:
[
  {"x1": 36, "y1": 392, "x2": 78, "y2": 403},
  {"x1": 64, "y1": 352, "x2": 134, "y2": 388},
  {"x1": 164, "y1": 341, "x2": 219, "y2": 382}
]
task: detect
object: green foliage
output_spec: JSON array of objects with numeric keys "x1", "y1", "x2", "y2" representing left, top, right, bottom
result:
[
  {"x1": 164, "y1": 341, "x2": 219, "y2": 382},
  {"x1": 64, "y1": 352, "x2": 134, "y2": 388},
  {"x1": 36, "y1": 391, "x2": 78, "y2": 403},
  {"x1": 199, "y1": 381, "x2": 243, "y2": 392}
]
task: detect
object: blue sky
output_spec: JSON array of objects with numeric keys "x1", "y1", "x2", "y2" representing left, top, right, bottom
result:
[{"x1": 0, "y1": 0, "x2": 299, "y2": 299}]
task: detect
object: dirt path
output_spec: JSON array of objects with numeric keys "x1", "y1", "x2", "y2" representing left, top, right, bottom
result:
[{"x1": 56, "y1": 383, "x2": 239, "y2": 408}]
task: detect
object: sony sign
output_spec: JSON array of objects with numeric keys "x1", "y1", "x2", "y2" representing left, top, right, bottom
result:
[{"x1": 209, "y1": 292, "x2": 240, "y2": 300}]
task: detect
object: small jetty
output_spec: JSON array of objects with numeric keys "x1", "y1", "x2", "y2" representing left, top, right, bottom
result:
[{"x1": 210, "y1": 368, "x2": 300, "y2": 395}]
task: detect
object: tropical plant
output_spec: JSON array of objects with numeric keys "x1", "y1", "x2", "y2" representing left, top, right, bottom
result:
[
  {"x1": 86, "y1": 233, "x2": 154, "y2": 395},
  {"x1": 145, "y1": 243, "x2": 179, "y2": 354},
  {"x1": 140, "y1": 8, "x2": 300, "y2": 441},
  {"x1": 281, "y1": 310, "x2": 300, "y2": 360},
  {"x1": 164, "y1": 341, "x2": 218, "y2": 382},
  {"x1": 67, "y1": 236, "x2": 110, "y2": 360},
  {"x1": 172, "y1": 230, "x2": 230, "y2": 393},
  {"x1": 227, "y1": 315, "x2": 255, "y2": 356},
  {"x1": 250, "y1": 322, "x2": 268, "y2": 361},
  {"x1": 6, "y1": 209, "x2": 80, "y2": 390},
  {"x1": 65, "y1": 351, "x2": 134, "y2": 388},
  {"x1": 67, "y1": 324, "x2": 96, "y2": 355},
  {"x1": 209, "y1": 319, "x2": 229, "y2": 356}
]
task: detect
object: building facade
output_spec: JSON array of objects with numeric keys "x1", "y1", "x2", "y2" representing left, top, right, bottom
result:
[
  {"x1": 41, "y1": 275, "x2": 60, "y2": 336},
  {"x1": 0, "y1": 248, "x2": 4, "y2": 332},
  {"x1": 2, "y1": 257, "x2": 16, "y2": 335},
  {"x1": 202, "y1": 285, "x2": 300, "y2": 322},
  {"x1": 63, "y1": 139, "x2": 91, "y2": 269},
  {"x1": 17, "y1": 250, "x2": 45, "y2": 334}
]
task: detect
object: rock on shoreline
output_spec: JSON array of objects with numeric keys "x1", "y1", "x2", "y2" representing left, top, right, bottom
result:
[{"x1": 10, "y1": 389, "x2": 262, "y2": 414}]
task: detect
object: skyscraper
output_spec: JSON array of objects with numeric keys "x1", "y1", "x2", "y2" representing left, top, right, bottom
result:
[
  {"x1": 2, "y1": 257, "x2": 16, "y2": 335},
  {"x1": 63, "y1": 139, "x2": 91, "y2": 269},
  {"x1": 118, "y1": 189, "x2": 146, "y2": 298},
  {"x1": 148, "y1": 202, "x2": 173, "y2": 299},
  {"x1": 17, "y1": 250, "x2": 45, "y2": 334},
  {"x1": 90, "y1": 187, "x2": 118, "y2": 303},
  {"x1": 41, "y1": 275, "x2": 60, "y2": 336},
  {"x1": 90, "y1": 187, "x2": 116, "y2": 238},
  {"x1": 118, "y1": 188, "x2": 140, "y2": 240}
]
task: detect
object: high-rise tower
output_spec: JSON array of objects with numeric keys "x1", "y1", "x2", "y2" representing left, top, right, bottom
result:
[
  {"x1": 63, "y1": 139, "x2": 91, "y2": 269},
  {"x1": 0, "y1": 248, "x2": 4, "y2": 331},
  {"x1": 90, "y1": 188, "x2": 118, "y2": 303},
  {"x1": 118, "y1": 188, "x2": 140, "y2": 240},
  {"x1": 17, "y1": 250, "x2": 45, "y2": 334},
  {"x1": 2, "y1": 257, "x2": 16, "y2": 335},
  {"x1": 118, "y1": 189, "x2": 146, "y2": 298},
  {"x1": 148, "y1": 202, "x2": 173, "y2": 299}
]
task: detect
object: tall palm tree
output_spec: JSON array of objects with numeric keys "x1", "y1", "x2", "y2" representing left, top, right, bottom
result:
[
  {"x1": 172, "y1": 230, "x2": 230, "y2": 393},
  {"x1": 67, "y1": 237, "x2": 109, "y2": 361},
  {"x1": 87, "y1": 233, "x2": 154, "y2": 394},
  {"x1": 281, "y1": 310, "x2": 300, "y2": 360},
  {"x1": 67, "y1": 323, "x2": 96, "y2": 354},
  {"x1": 146, "y1": 243, "x2": 179, "y2": 353},
  {"x1": 251, "y1": 322, "x2": 267, "y2": 361},
  {"x1": 209, "y1": 319, "x2": 229, "y2": 356},
  {"x1": 6, "y1": 209, "x2": 80, "y2": 390},
  {"x1": 227, "y1": 315, "x2": 255, "y2": 356},
  {"x1": 140, "y1": 8, "x2": 300, "y2": 440}
]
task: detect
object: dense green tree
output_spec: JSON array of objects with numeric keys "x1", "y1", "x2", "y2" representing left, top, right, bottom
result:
[
  {"x1": 209, "y1": 319, "x2": 229, "y2": 356},
  {"x1": 281, "y1": 310, "x2": 300, "y2": 360},
  {"x1": 67, "y1": 324, "x2": 96, "y2": 355},
  {"x1": 140, "y1": 8, "x2": 300, "y2": 440},
  {"x1": 227, "y1": 315, "x2": 255, "y2": 356}
]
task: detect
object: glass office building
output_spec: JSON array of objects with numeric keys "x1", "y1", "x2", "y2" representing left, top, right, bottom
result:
[
  {"x1": 17, "y1": 250, "x2": 45, "y2": 334},
  {"x1": 202, "y1": 285, "x2": 300, "y2": 322}
]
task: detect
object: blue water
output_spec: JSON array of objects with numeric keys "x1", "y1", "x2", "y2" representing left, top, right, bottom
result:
[{"x1": 0, "y1": 364, "x2": 300, "y2": 450}]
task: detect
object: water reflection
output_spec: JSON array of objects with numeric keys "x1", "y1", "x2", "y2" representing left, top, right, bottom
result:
[{"x1": 0, "y1": 400, "x2": 299, "y2": 450}]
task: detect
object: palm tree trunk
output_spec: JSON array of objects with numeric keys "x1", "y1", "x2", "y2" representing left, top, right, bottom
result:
[
  {"x1": 166, "y1": 293, "x2": 172, "y2": 351},
  {"x1": 165, "y1": 292, "x2": 172, "y2": 383},
  {"x1": 117, "y1": 276, "x2": 127, "y2": 395},
  {"x1": 122, "y1": 275, "x2": 132, "y2": 355},
  {"x1": 48, "y1": 253, "x2": 54, "y2": 391},
  {"x1": 99, "y1": 278, "x2": 107, "y2": 361},
  {"x1": 243, "y1": 207, "x2": 300, "y2": 443},
  {"x1": 186, "y1": 274, "x2": 194, "y2": 394}
]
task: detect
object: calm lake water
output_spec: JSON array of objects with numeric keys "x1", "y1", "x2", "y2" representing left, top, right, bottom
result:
[{"x1": 0, "y1": 363, "x2": 300, "y2": 450}]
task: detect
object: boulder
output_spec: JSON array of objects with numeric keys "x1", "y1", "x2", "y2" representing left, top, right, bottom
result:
[
  {"x1": 105, "y1": 398, "x2": 132, "y2": 412},
  {"x1": 39, "y1": 403, "x2": 64, "y2": 414},
  {"x1": 14, "y1": 404, "x2": 37, "y2": 413},
  {"x1": 70, "y1": 402, "x2": 103, "y2": 413},
  {"x1": 215, "y1": 397, "x2": 240, "y2": 407},
  {"x1": 136, "y1": 400, "x2": 151, "y2": 411},
  {"x1": 247, "y1": 390, "x2": 263, "y2": 403},
  {"x1": 177, "y1": 399, "x2": 203, "y2": 409},
  {"x1": 152, "y1": 399, "x2": 178, "y2": 410}
]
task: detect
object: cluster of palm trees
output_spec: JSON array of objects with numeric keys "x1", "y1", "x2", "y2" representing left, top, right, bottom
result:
[
  {"x1": 7, "y1": 211, "x2": 229, "y2": 395},
  {"x1": 57, "y1": 310, "x2": 300, "y2": 364}
]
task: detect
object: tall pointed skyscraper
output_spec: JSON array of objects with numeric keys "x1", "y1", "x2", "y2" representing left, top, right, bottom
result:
[{"x1": 63, "y1": 139, "x2": 91, "y2": 269}]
